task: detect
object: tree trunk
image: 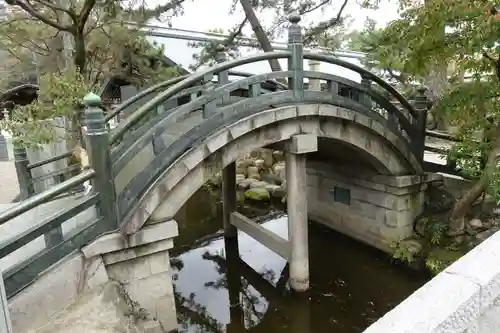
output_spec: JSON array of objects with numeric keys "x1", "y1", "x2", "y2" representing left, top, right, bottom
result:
[
  {"x1": 239, "y1": 0, "x2": 283, "y2": 72},
  {"x1": 74, "y1": 31, "x2": 86, "y2": 74},
  {"x1": 449, "y1": 124, "x2": 500, "y2": 233}
]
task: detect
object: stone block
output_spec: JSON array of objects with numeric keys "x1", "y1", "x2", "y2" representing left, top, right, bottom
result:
[
  {"x1": 445, "y1": 230, "x2": 500, "y2": 312},
  {"x1": 84, "y1": 256, "x2": 109, "y2": 290},
  {"x1": 307, "y1": 161, "x2": 429, "y2": 252},
  {"x1": 106, "y1": 250, "x2": 170, "y2": 284},
  {"x1": 103, "y1": 238, "x2": 174, "y2": 265},
  {"x1": 9, "y1": 252, "x2": 84, "y2": 332},
  {"x1": 467, "y1": 299, "x2": 500, "y2": 333},
  {"x1": 364, "y1": 272, "x2": 480, "y2": 333},
  {"x1": 285, "y1": 134, "x2": 318, "y2": 154},
  {"x1": 140, "y1": 319, "x2": 164, "y2": 333},
  {"x1": 384, "y1": 209, "x2": 415, "y2": 228},
  {"x1": 124, "y1": 270, "x2": 178, "y2": 333},
  {"x1": 128, "y1": 220, "x2": 178, "y2": 248},
  {"x1": 82, "y1": 220, "x2": 178, "y2": 259},
  {"x1": 81, "y1": 233, "x2": 127, "y2": 259}
]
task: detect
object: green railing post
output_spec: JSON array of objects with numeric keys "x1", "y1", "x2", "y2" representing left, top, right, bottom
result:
[
  {"x1": 13, "y1": 145, "x2": 34, "y2": 200},
  {"x1": 360, "y1": 75, "x2": 372, "y2": 107},
  {"x1": 414, "y1": 86, "x2": 429, "y2": 162},
  {"x1": 287, "y1": 13, "x2": 304, "y2": 100},
  {"x1": 83, "y1": 92, "x2": 118, "y2": 228},
  {"x1": 216, "y1": 45, "x2": 230, "y2": 103}
]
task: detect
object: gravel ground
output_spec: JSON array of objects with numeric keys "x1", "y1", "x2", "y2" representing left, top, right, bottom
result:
[{"x1": 0, "y1": 161, "x2": 19, "y2": 204}]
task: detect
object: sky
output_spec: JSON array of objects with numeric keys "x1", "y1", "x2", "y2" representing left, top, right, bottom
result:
[
  {"x1": 146, "y1": 0, "x2": 403, "y2": 79},
  {"x1": 166, "y1": 0, "x2": 401, "y2": 37}
]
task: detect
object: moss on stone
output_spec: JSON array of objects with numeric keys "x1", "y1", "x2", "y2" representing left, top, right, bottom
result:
[{"x1": 244, "y1": 187, "x2": 271, "y2": 201}]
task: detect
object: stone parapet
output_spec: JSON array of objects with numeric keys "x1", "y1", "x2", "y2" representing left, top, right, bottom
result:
[
  {"x1": 306, "y1": 161, "x2": 439, "y2": 252},
  {"x1": 364, "y1": 229, "x2": 500, "y2": 333}
]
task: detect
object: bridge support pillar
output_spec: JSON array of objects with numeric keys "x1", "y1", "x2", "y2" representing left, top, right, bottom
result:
[
  {"x1": 285, "y1": 134, "x2": 317, "y2": 292},
  {"x1": 81, "y1": 219, "x2": 179, "y2": 332},
  {"x1": 222, "y1": 162, "x2": 238, "y2": 238}
]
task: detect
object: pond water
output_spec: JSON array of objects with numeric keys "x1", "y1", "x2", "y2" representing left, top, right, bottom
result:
[{"x1": 172, "y1": 187, "x2": 430, "y2": 333}]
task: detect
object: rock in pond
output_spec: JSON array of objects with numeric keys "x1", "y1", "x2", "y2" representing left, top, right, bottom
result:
[
  {"x1": 261, "y1": 172, "x2": 281, "y2": 185},
  {"x1": 244, "y1": 187, "x2": 271, "y2": 201},
  {"x1": 272, "y1": 150, "x2": 284, "y2": 162},
  {"x1": 237, "y1": 178, "x2": 258, "y2": 190},
  {"x1": 273, "y1": 162, "x2": 286, "y2": 181},
  {"x1": 259, "y1": 149, "x2": 274, "y2": 168},
  {"x1": 271, "y1": 186, "x2": 287, "y2": 199},
  {"x1": 467, "y1": 218, "x2": 483, "y2": 229},
  {"x1": 247, "y1": 166, "x2": 261, "y2": 180},
  {"x1": 249, "y1": 180, "x2": 269, "y2": 189}
]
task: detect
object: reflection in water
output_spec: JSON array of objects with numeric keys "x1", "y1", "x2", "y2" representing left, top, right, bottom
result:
[{"x1": 172, "y1": 188, "x2": 430, "y2": 333}]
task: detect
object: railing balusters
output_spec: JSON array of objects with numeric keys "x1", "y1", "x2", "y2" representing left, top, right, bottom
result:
[
  {"x1": 249, "y1": 83, "x2": 261, "y2": 97},
  {"x1": 14, "y1": 146, "x2": 34, "y2": 200},
  {"x1": 307, "y1": 59, "x2": 321, "y2": 91},
  {"x1": 84, "y1": 93, "x2": 118, "y2": 228},
  {"x1": 326, "y1": 80, "x2": 338, "y2": 94}
]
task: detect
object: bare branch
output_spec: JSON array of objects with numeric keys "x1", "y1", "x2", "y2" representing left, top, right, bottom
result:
[
  {"x1": 299, "y1": 0, "x2": 331, "y2": 15},
  {"x1": 224, "y1": 17, "x2": 248, "y2": 47},
  {"x1": 303, "y1": 0, "x2": 349, "y2": 45},
  {"x1": 35, "y1": 0, "x2": 77, "y2": 20},
  {"x1": 5, "y1": 0, "x2": 72, "y2": 31}
]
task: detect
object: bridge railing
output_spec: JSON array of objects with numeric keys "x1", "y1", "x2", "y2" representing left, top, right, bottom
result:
[
  {"x1": 423, "y1": 129, "x2": 471, "y2": 177},
  {"x1": 109, "y1": 14, "x2": 428, "y2": 223},
  {"x1": 12, "y1": 148, "x2": 82, "y2": 201},
  {"x1": 0, "y1": 94, "x2": 118, "y2": 298},
  {"x1": 106, "y1": 70, "x2": 286, "y2": 154}
]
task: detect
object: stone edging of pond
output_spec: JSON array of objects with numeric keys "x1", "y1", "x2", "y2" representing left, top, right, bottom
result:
[{"x1": 392, "y1": 182, "x2": 500, "y2": 275}]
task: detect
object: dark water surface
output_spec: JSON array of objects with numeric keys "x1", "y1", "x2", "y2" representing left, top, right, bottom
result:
[{"x1": 172, "y1": 187, "x2": 430, "y2": 333}]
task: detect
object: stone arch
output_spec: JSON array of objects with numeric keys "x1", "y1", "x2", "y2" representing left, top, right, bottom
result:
[{"x1": 121, "y1": 104, "x2": 423, "y2": 234}]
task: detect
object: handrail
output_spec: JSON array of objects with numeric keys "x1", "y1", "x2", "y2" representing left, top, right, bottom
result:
[
  {"x1": 228, "y1": 70, "x2": 289, "y2": 90},
  {"x1": 112, "y1": 71, "x2": 292, "y2": 173},
  {"x1": 0, "y1": 84, "x2": 39, "y2": 102},
  {"x1": 26, "y1": 151, "x2": 73, "y2": 170},
  {"x1": 105, "y1": 70, "x2": 288, "y2": 125},
  {"x1": 302, "y1": 53, "x2": 418, "y2": 119},
  {"x1": 426, "y1": 130, "x2": 461, "y2": 142},
  {"x1": 0, "y1": 169, "x2": 95, "y2": 225},
  {"x1": 111, "y1": 51, "x2": 421, "y2": 145},
  {"x1": 104, "y1": 75, "x2": 189, "y2": 122},
  {"x1": 109, "y1": 51, "x2": 292, "y2": 144}
]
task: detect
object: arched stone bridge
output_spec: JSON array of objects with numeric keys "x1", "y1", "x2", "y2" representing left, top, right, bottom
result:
[
  {"x1": 0, "y1": 13, "x2": 443, "y2": 333},
  {"x1": 106, "y1": 15, "x2": 433, "y2": 266}
]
